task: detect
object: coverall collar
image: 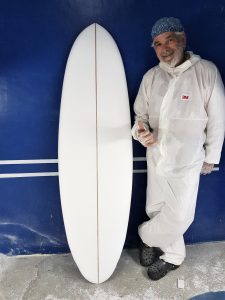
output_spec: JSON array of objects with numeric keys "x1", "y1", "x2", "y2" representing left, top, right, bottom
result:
[{"x1": 159, "y1": 52, "x2": 201, "y2": 76}]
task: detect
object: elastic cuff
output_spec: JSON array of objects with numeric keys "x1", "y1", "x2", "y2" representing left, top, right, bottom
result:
[{"x1": 160, "y1": 254, "x2": 184, "y2": 266}]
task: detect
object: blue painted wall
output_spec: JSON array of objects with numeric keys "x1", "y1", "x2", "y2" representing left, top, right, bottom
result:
[{"x1": 0, "y1": 0, "x2": 225, "y2": 255}]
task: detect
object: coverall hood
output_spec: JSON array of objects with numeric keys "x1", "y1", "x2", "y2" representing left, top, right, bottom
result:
[{"x1": 159, "y1": 52, "x2": 201, "y2": 75}]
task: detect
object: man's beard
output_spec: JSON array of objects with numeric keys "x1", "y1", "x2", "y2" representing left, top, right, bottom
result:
[
  {"x1": 161, "y1": 46, "x2": 185, "y2": 68},
  {"x1": 169, "y1": 46, "x2": 184, "y2": 67}
]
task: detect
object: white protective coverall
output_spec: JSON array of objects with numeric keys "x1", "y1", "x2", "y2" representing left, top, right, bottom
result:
[{"x1": 132, "y1": 52, "x2": 225, "y2": 265}]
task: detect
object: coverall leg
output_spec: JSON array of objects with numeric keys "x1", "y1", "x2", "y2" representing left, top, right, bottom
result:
[{"x1": 138, "y1": 160, "x2": 202, "y2": 265}]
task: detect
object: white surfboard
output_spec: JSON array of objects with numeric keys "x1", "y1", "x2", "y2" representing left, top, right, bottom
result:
[{"x1": 58, "y1": 23, "x2": 133, "y2": 284}]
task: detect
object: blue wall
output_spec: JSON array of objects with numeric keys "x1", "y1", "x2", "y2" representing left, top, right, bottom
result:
[{"x1": 0, "y1": 0, "x2": 225, "y2": 255}]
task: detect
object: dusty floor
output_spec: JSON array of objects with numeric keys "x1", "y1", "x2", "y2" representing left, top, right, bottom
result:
[{"x1": 0, "y1": 241, "x2": 225, "y2": 300}]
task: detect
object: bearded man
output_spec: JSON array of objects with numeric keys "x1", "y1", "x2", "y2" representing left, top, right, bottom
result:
[{"x1": 132, "y1": 17, "x2": 225, "y2": 280}]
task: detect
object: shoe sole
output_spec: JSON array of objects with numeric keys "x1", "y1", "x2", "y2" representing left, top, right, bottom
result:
[{"x1": 147, "y1": 264, "x2": 180, "y2": 281}]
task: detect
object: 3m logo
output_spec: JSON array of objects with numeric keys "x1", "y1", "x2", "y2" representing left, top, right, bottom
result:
[{"x1": 181, "y1": 93, "x2": 191, "y2": 101}]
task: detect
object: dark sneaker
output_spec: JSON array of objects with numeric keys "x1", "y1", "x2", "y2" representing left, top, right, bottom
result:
[
  {"x1": 140, "y1": 241, "x2": 163, "y2": 267},
  {"x1": 147, "y1": 258, "x2": 180, "y2": 280}
]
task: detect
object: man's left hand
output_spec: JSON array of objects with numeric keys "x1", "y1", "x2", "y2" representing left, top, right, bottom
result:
[{"x1": 201, "y1": 162, "x2": 214, "y2": 175}]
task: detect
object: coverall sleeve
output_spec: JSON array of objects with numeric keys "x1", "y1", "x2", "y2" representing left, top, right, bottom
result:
[
  {"x1": 204, "y1": 69, "x2": 225, "y2": 164},
  {"x1": 131, "y1": 75, "x2": 150, "y2": 140}
]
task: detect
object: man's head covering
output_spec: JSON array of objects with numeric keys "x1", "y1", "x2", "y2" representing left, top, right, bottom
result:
[{"x1": 151, "y1": 17, "x2": 184, "y2": 40}]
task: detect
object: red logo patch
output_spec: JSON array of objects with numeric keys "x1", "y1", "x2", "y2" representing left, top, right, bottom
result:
[{"x1": 181, "y1": 94, "x2": 190, "y2": 101}]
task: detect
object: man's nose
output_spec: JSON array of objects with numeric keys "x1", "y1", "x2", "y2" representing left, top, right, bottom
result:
[
  {"x1": 162, "y1": 42, "x2": 170, "y2": 51},
  {"x1": 161, "y1": 45, "x2": 171, "y2": 54}
]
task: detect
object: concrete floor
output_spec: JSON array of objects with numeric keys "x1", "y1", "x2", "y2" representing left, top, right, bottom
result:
[{"x1": 0, "y1": 242, "x2": 225, "y2": 300}]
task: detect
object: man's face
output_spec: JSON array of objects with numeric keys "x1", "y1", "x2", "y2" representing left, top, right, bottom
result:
[{"x1": 152, "y1": 32, "x2": 186, "y2": 67}]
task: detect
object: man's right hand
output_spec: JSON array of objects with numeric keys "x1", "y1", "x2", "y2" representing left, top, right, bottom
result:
[{"x1": 137, "y1": 121, "x2": 156, "y2": 147}]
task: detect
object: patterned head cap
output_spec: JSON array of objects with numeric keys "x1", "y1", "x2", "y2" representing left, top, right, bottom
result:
[{"x1": 151, "y1": 17, "x2": 184, "y2": 40}]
